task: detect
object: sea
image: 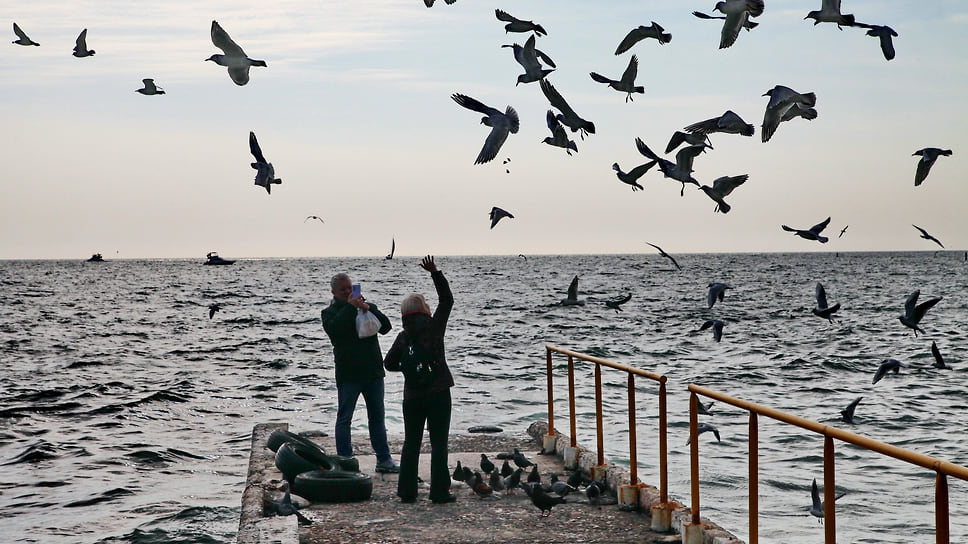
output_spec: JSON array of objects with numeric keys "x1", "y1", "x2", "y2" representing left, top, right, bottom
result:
[{"x1": 1, "y1": 252, "x2": 965, "y2": 544}]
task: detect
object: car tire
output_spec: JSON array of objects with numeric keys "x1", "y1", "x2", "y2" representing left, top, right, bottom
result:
[
  {"x1": 293, "y1": 470, "x2": 373, "y2": 503},
  {"x1": 266, "y1": 429, "x2": 325, "y2": 454}
]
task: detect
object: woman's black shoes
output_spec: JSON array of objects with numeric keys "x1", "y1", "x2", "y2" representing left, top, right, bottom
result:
[{"x1": 430, "y1": 493, "x2": 456, "y2": 504}]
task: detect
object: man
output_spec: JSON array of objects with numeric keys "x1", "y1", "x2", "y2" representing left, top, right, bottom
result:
[{"x1": 321, "y1": 273, "x2": 399, "y2": 473}]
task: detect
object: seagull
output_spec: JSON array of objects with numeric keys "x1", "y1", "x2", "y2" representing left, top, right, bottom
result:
[
  {"x1": 249, "y1": 131, "x2": 281, "y2": 194},
  {"x1": 912, "y1": 148, "x2": 953, "y2": 186},
  {"x1": 804, "y1": 0, "x2": 856, "y2": 29},
  {"x1": 812, "y1": 282, "x2": 841, "y2": 322},
  {"x1": 635, "y1": 138, "x2": 704, "y2": 196},
  {"x1": 540, "y1": 79, "x2": 595, "y2": 139},
  {"x1": 502, "y1": 35, "x2": 555, "y2": 85},
  {"x1": 424, "y1": 0, "x2": 457, "y2": 6},
  {"x1": 782, "y1": 217, "x2": 831, "y2": 243},
  {"x1": 561, "y1": 276, "x2": 585, "y2": 307},
  {"x1": 898, "y1": 290, "x2": 942, "y2": 337},
  {"x1": 931, "y1": 341, "x2": 952, "y2": 370},
  {"x1": 495, "y1": 9, "x2": 547, "y2": 36},
  {"x1": 692, "y1": 10, "x2": 759, "y2": 31},
  {"x1": 712, "y1": 0, "x2": 764, "y2": 48},
  {"x1": 304, "y1": 215, "x2": 324, "y2": 223},
  {"x1": 872, "y1": 359, "x2": 906, "y2": 384},
  {"x1": 612, "y1": 161, "x2": 657, "y2": 192},
  {"x1": 451, "y1": 93, "x2": 519, "y2": 165},
  {"x1": 840, "y1": 397, "x2": 862, "y2": 424},
  {"x1": 762, "y1": 85, "x2": 817, "y2": 143},
  {"x1": 542, "y1": 110, "x2": 578, "y2": 155},
  {"x1": 707, "y1": 282, "x2": 733, "y2": 309},
  {"x1": 614, "y1": 22, "x2": 671, "y2": 55},
  {"x1": 12, "y1": 23, "x2": 39, "y2": 46},
  {"x1": 838, "y1": 225, "x2": 848, "y2": 238},
  {"x1": 699, "y1": 174, "x2": 748, "y2": 214},
  {"x1": 666, "y1": 131, "x2": 713, "y2": 154},
  {"x1": 646, "y1": 242, "x2": 681, "y2": 271},
  {"x1": 684, "y1": 110, "x2": 755, "y2": 137},
  {"x1": 269, "y1": 481, "x2": 312, "y2": 526},
  {"x1": 853, "y1": 23, "x2": 898, "y2": 60},
  {"x1": 206, "y1": 21, "x2": 267, "y2": 86},
  {"x1": 780, "y1": 103, "x2": 819, "y2": 123},
  {"x1": 699, "y1": 319, "x2": 725, "y2": 342},
  {"x1": 605, "y1": 293, "x2": 632, "y2": 311},
  {"x1": 208, "y1": 303, "x2": 221, "y2": 319},
  {"x1": 385, "y1": 238, "x2": 395, "y2": 260},
  {"x1": 135, "y1": 78, "x2": 165, "y2": 95},
  {"x1": 912, "y1": 225, "x2": 944, "y2": 248},
  {"x1": 589, "y1": 55, "x2": 645, "y2": 102},
  {"x1": 698, "y1": 401, "x2": 715, "y2": 415},
  {"x1": 72, "y1": 28, "x2": 94, "y2": 57},
  {"x1": 685, "y1": 422, "x2": 721, "y2": 444},
  {"x1": 810, "y1": 478, "x2": 846, "y2": 523},
  {"x1": 489, "y1": 206, "x2": 514, "y2": 229}
]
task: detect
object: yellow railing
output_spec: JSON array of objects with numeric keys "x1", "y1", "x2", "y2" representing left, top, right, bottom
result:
[
  {"x1": 544, "y1": 344, "x2": 669, "y2": 503},
  {"x1": 688, "y1": 384, "x2": 968, "y2": 544}
]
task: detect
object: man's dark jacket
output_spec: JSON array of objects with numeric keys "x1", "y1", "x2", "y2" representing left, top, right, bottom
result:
[{"x1": 321, "y1": 299, "x2": 392, "y2": 384}]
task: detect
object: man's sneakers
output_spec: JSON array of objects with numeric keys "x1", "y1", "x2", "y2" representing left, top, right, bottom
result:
[{"x1": 375, "y1": 459, "x2": 400, "y2": 473}]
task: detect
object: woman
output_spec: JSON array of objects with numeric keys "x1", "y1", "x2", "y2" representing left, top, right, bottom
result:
[{"x1": 383, "y1": 255, "x2": 455, "y2": 504}]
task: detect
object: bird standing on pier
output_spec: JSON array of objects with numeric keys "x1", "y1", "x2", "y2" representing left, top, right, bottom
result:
[
  {"x1": 503, "y1": 467, "x2": 524, "y2": 494},
  {"x1": 527, "y1": 464, "x2": 541, "y2": 485},
  {"x1": 480, "y1": 453, "x2": 495, "y2": 475},
  {"x1": 585, "y1": 480, "x2": 604, "y2": 508},
  {"x1": 489, "y1": 468, "x2": 505, "y2": 492},
  {"x1": 529, "y1": 484, "x2": 566, "y2": 516},
  {"x1": 500, "y1": 459, "x2": 513, "y2": 478}
]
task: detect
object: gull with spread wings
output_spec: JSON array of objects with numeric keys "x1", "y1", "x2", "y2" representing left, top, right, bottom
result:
[
  {"x1": 451, "y1": 93, "x2": 519, "y2": 165},
  {"x1": 206, "y1": 21, "x2": 267, "y2": 86}
]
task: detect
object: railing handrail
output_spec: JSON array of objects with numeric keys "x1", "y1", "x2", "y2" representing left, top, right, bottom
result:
[{"x1": 547, "y1": 344, "x2": 667, "y2": 383}]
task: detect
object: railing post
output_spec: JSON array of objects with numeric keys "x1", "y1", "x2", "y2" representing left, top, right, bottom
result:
[
  {"x1": 595, "y1": 363, "x2": 604, "y2": 467},
  {"x1": 749, "y1": 412, "x2": 758, "y2": 544},
  {"x1": 546, "y1": 347, "x2": 554, "y2": 436},
  {"x1": 568, "y1": 355, "x2": 576, "y2": 448},
  {"x1": 937, "y1": 472, "x2": 949, "y2": 544},
  {"x1": 659, "y1": 380, "x2": 668, "y2": 504},
  {"x1": 824, "y1": 435, "x2": 836, "y2": 544},
  {"x1": 627, "y1": 374, "x2": 637, "y2": 485},
  {"x1": 689, "y1": 391, "x2": 700, "y2": 525}
]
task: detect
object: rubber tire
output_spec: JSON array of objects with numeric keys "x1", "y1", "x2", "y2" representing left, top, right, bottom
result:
[
  {"x1": 293, "y1": 470, "x2": 373, "y2": 503},
  {"x1": 266, "y1": 429, "x2": 325, "y2": 454},
  {"x1": 275, "y1": 442, "x2": 361, "y2": 482}
]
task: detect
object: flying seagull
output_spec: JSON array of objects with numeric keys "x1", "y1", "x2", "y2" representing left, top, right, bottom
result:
[
  {"x1": 612, "y1": 161, "x2": 657, "y2": 192},
  {"x1": 385, "y1": 238, "x2": 395, "y2": 260},
  {"x1": 304, "y1": 215, "x2": 324, "y2": 223},
  {"x1": 73, "y1": 28, "x2": 94, "y2": 57},
  {"x1": 135, "y1": 78, "x2": 165, "y2": 95},
  {"x1": 540, "y1": 79, "x2": 595, "y2": 139},
  {"x1": 208, "y1": 303, "x2": 221, "y2": 319},
  {"x1": 762, "y1": 85, "x2": 817, "y2": 143},
  {"x1": 804, "y1": 0, "x2": 855, "y2": 28},
  {"x1": 206, "y1": 20, "x2": 267, "y2": 86},
  {"x1": 692, "y1": 10, "x2": 759, "y2": 31},
  {"x1": 589, "y1": 54, "x2": 645, "y2": 102},
  {"x1": 912, "y1": 225, "x2": 943, "y2": 248},
  {"x1": 711, "y1": 0, "x2": 764, "y2": 48},
  {"x1": 838, "y1": 225, "x2": 848, "y2": 238},
  {"x1": 495, "y1": 9, "x2": 547, "y2": 36},
  {"x1": 699, "y1": 319, "x2": 725, "y2": 342},
  {"x1": 898, "y1": 290, "x2": 941, "y2": 337},
  {"x1": 853, "y1": 22, "x2": 898, "y2": 60},
  {"x1": 635, "y1": 138, "x2": 704, "y2": 196},
  {"x1": 605, "y1": 293, "x2": 632, "y2": 311},
  {"x1": 684, "y1": 110, "x2": 755, "y2": 137},
  {"x1": 249, "y1": 131, "x2": 281, "y2": 194},
  {"x1": 685, "y1": 422, "x2": 721, "y2": 444},
  {"x1": 780, "y1": 103, "x2": 819, "y2": 123},
  {"x1": 812, "y1": 282, "x2": 841, "y2": 322},
  {"x1": 782, "y1": 217, "x2": 831, "y2": 243},
  {"x1": 646, "y1": 242, "x2": 681, "y2": 270},
  {"x1": 931, "y1": 341, "x2": 952, "y2": 370},
  {"x1": 424, "y1": 0, "x2": 457, "y2": 6},
  {"x1": 489, "y1": 206, "x2": 514, "y2": 229},
  {"x1": 840, "y1": 397, "x2": 861, "y2": 424},
  {"x1": 12, "y1": 23, "x2": 39, "y2": 46},
  {"x1": 451, "y1": 93, "x2": 519, "y2": 165},
  {"x1": 699, "y1": 174, "x2": 748, "y2": 214},
  {"x1": 614, "y1": 22, "x2": 671, "y2": 55},
  {"x1": 666, "y1": 131, "x2": 713, "y2": 154},
  {"x1": 707, "y1": 282, "x2": 733, "y2": 309},
  {"x1": 502, "y1": 35, "x2": 555, "y2": 85},
  {"x1": 912, "y1": 148, "x2": 952, "y2": 186},
  {"x1": 810, "y1": 478, "x2": 846, "y2": 522},
  {"x1": 872, "y1": 359, "x2": 906, "y2": 384},
  {"x1": 561, "y1": 276, "x2": 585, "y2": 306},
  {"x1": 542, "y1": 110, "x2": 578, "y2": 155}
]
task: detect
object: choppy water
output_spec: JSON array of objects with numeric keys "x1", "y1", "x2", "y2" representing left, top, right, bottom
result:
[{"x1": 1, "y1": 253, "x2": 966, "y2": 543}]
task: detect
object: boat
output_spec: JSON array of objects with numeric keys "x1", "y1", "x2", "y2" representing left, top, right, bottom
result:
[
  {"x1": 86, "y1": 253, "x2": 104, "y2": 262},
  {"x1": 204, "y1": 252, "x2": 235, "y2": 265}
]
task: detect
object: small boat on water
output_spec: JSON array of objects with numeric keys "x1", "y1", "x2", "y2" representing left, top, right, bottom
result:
[
  {"x1": 204, "y1": 252, "x2": 235, "y2": 265},
  {"x1": 86, "y1": 253, "x2": 104, "y2": 262}
]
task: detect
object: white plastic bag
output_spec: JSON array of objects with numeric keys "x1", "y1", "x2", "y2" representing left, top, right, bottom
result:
[{"x1": 356, "y1": 309, "x2": 380, "y2": 338}]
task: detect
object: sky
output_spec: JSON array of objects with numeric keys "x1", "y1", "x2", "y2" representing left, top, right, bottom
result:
[{"x1": 2, "y1": 1, "x2": 967, "y2": 259}]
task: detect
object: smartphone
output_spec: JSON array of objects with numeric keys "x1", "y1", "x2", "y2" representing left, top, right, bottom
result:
[{"x1": 351, "y1": 284, "x2": 362, "y2": 298}]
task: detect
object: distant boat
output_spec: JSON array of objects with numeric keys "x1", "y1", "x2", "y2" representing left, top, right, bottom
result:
[
  {"x1": 86, "y1": 253, "x2": 104, "y2": 262},
  {"x1": 204, "y1": 252, "x2": 235, "y2": 265}
]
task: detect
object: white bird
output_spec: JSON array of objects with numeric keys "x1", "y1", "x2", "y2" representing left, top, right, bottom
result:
[
  {"x1": 699, "y1": 174, "x2": 748, "y2": 214},
  {"x1": 72, "y1": 28, "x2": 94, "y2": 57},
  {"x1": 762, "y1": 85, "x2": 817, "y2": 143},
  {"x1": 135, "y1": 78, "x2": 165, "y2": 95},
  {"x1": 912, "y1": 148, "x2": 952, "y2": 186},
  {"x1": 872, "y1": 359, "x2": 906, "y2": 384},
  {"x1": 635, "y1": 138, "x2": 704, "y2": 196},
  {"x1": 898, "y1": 290, "x2": 942, "y2": 337},
  {"x1": 812, "y1": 282, "x2": 840, "y2": 322},
  {"x1": 614, "y1": 22, "x2": 671, "y2": 55},
  {"x1": 12, "y1": 23, "x2": 39, "y2": 46},
  {"x1": 451, "y1": 94, "x2": 519, "y2": 165},
  {"x1": 540, "y1": 79, "x2": 595, "y2": 139},
  {"x1": 304, "y1": 215, "x2": 324, "y2": 224},
  {"x1": 589, "y1": 55, "x2": 645, "y2": 102},
  {"x1": 489, "y1": 206, "x2": 514, "y2": 229},
  {"x1": 699, "y1": 319, "x2": 725, "y2": 342},
  {"x1": 206, "y1": 21, "x2": 267, "y2": 86},
  {"x1": 781, "y1": 217, "x2": 831, "y2": 243},
  {"x1": 804, "y1": 0, "x2": 855, "y2": 29},
  {"x1": 684, "y1": 110, "x2": 754, "y2": 137},
  {"x1": 854, "y1": 23, "x2": 898, "y2": 60},
  {"x1": 502, "y1": 35, "x2": 555, "y2": 86},
  {"x1": 542, "y1": 110, "x2": 578, "y2": 155},
  {"x1": 612, "y1": 161, "x2": 657, "y2": 192},
  {"x1": 707, "y1": 282, "x2": 733, "y2": 309},
  {"x1": 249, "y1": 131, "x2": 281, "y2": 194},
  {"x1": 712, "y1": 0, "x2": 764, "y2": 49}
]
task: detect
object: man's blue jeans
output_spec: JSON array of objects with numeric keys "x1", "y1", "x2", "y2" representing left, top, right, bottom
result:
[{"x1": 335, "y1": 378, "x2": 392, "y2": 464}]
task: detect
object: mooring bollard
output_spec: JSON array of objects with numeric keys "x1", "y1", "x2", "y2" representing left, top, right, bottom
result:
[
  {"x1": 651, "y1": 503, "x2": 673, "y2": 532},
  {"x1": 542, "y1": 433, "x2": 557, "y2": 455},
  {"x1": 617, "y1": 484, "x2": 640, "y2": 511}
]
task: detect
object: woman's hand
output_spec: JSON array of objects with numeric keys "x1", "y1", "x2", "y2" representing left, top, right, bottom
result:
[{"x1": 419, "y1": 255, "x2": 437, "y2": 273}]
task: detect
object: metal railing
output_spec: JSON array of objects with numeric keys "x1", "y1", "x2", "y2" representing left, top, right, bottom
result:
[
  {"x1": 544, "y1": 344, "x2": 669, "y2": 502},
  {"x1": 688, "y1": 384, "x2": 968, "y2": 544}
]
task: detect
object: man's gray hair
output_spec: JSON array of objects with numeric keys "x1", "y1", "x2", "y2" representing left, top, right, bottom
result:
[{"x1": 331, "y1": 273, "x2": 350, "y2": 291}]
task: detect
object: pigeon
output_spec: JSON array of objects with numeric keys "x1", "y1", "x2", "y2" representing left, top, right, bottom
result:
[
  {"x1": 853, "y1": 23, "x2": 898, "y2": 60},
  {"x1": 424, "y1": 0, "x2": 457, "y2": 6},
  {"x1": 589, "y1": 54, "x2": 645, "y2": 102},
  {"x1": 931, "y1": 341, "x2": 952, "y2": 370},
  {"x1": 840, "y1": 397, "x2": 861, "y2": 424},
  {"x1": 605, "y1": 293, "x2": 632, "y2": 311},
  {"x1": 542, "y1": 110, "x2": 578, "y2": 155},
  {"x1": 762, "y1": 85, "x2": 817, "y2": 143},
  {"x1": 699, "y1": 319, "x2": 725, "y2": 342},
  {"x1": 208, "y1": 303, "x2": 221, "y2": 319},
  {"x1": 912, "y1": 225, "x2": 944, "y2": 248},
  {"x1": 249, "y1": 131, "x2": 281, "y2": 194},
  {"x1": 804, "y1": 0, "x2": 856, "y2": 28},
  {"x1": 480, "y1": 453, "x2": 495, "y2": 475},
  {"x1": 561, "y1": 276, "x2": 585, "y2": 306},
  {"x1": 809, "y1": 478, "x2": 847, "y2": 522},
  {"x1": 135, "y1": 78, "x2": 165, "y2": 96},
  {"x1": 812, "y1": 282, "x2": 841, "y2": 322},
  {"x1": 782, "y1": 217, "x2": 831, "y2": 243},
  {"x1": 512, "y1": 447, "x2": 535, "y2": 468},
  {"x1": 646, "y1": 242, "x2": 682, "y2": 271},
  {"x1": 838, "y1": 225, "x2": 848, "y2": 238},
  {"x1": 898, "y1": 290, "x2": 942, "y2": 337},
  {"x1": 12, "y1": 23, "x2": 39, "y2": 46},
  {"x1": 206, "y1": 21, "x2": 266, "y2": 86},
  {"x1": 711, "y1": 0, "x2": 764, "y2": 48},
  {"x1": 502, "y1": 35, "x2": 555, "y2": 86},
  {"x1": 527, "y1": 464, "x2": 541, "y2": 485},
  {"x1": 471, "y1": 471, "x2": 493, "y2": 498},
  {"x1": 529, "y1": 484, "x2": 566, "y2": 516},
  {"x1": 872, "y1": 359, "x2": 906, "y2": 384},
  {"x1": 635, "y1": 138, "x2": 704, "y2": 196},
  {"x1": 500, "y1": 459, "x2": 513, "y2": 478},
  {"x1": 489, "y1": 467, "x2": 505, "y2": 492},
  {"x1": 685, "y1": 422, "x2": 721, "y2": 444},
  {"x1": 452, "y1": 460, "x2": 465, "y2": 483},
  {"x1": 692, "y1": 10, "x2": 759, "y2": 31},
  {"x1": 489, "y1": 206, "x2": 514, "y2": 229},
  {"x1": 614, "y1": 22, "x2": 671, "y2": 54},
  {"x1": 612, "y1": 161, "x2": 657, "y2": 192},
  {"x1": 585, "y1": 480, "x2": 603, "y2": 508},
  {"x1": 269, "y1": 481, "x2": 313, "y2": 526},
  {"x1": 912, "y1": 148, "x2": 952, "y2": 186},
  {"x1": 566, "y1": 470, "x2": 584, "y2": 489},
  {"x1": 304, "y1": 215, "x2": 324, "y2": 223},
  {"x1": 707, "y1": 282, "x2": 733, "y2": 309},
  {"x1": 495, "y1": 9, "x2": 547, "y2": 36},
  {"x1": 699, "y1": 174, "x2": 748, "y2": 214},
  {"x1": 451, "y1": 93, "x2": 519, "y2": 165},
  {"x1": 550, "y1": 474, "x2": 577, "y2": 497},
  {"x1": 72, "y1": 28, "x2": 94, "y2": 57},
  {"x1": 666, "y1": 130, "x2": 713, "y2": 154},
  {"x1": 684, "y1": 110, "x2": 755, "y2": 137},
  {"x1": 503, "y1": 467, "x2": 524, "y2": 494},
  {"x1": 540, "y1": 79, "x2": 595, "y2": 139}
]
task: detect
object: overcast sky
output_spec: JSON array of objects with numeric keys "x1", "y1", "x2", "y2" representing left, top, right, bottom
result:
[{"x1": 3, "y1": 1, "x2": 966, "y2": 259}]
